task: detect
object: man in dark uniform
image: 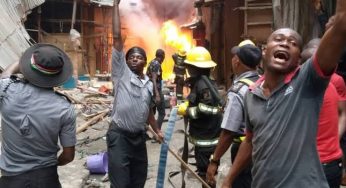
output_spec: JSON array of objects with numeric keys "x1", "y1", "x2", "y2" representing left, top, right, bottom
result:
[
  {"x1": 107, "y1": 1, "x2": 164, "y2": 187},
  {"x1": 147, "y1": 49, "x2": 166, "y2": 130},
  {"x1": 206, "y1": 40, "x2": 262, "y2": 188},
  {"x1": 178, "y1": 46, "x2": 222, "y2": 187},
  {"x1": 0, "y1": 44, "x2": 76, "y2": 188},
  {"x1": 172, "y1": 49, "x2": 187, "y2": 100}
]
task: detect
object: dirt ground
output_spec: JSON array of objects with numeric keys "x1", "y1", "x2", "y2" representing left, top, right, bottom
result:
[
  {"x1": 2, "y1": 87, "x2": 345, "y2": 188},
  {"x1": 69, "y1": 108, "x2": 232, "y2": 188},
  {"x1": 0, "y1": 86, "x2": 232, "y2": 188}
]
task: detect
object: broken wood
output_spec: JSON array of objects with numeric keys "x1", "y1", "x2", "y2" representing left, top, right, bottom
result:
[
  {"x1": 85, "y1": 98, "x2": 112, "y2": 104},
  {"x1": 55, "y1": 89, "x2": 86, "y2": 105},
  {"x1": 77, "y1": 86, "x2": 109, "y2": 97},
  {"x1": 77, "y1": 110, "x2": 109, "y2": 134},
  {"x1": 81, "y1": 108, "x2": 109, "y2": 119}
]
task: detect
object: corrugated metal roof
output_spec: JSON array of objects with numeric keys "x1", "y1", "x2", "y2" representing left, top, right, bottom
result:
[
  {"x1": 0, "y1": 0, "x2": 45, "y2": 70},
  {"x1": 90, "y1": 0, "x2": 113, "y2": 7}
]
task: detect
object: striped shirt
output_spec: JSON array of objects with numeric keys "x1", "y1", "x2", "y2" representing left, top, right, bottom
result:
[{"x1": 111, "y1": 48, "x2": 153, "y2": 133}]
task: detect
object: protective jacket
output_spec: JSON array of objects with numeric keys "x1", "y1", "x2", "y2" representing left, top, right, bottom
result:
[{"x1": 186, "y1": 76, "x2": 222, "y2": 145}]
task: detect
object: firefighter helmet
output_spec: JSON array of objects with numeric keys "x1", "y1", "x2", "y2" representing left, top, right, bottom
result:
[
  {"x1": 184, "y1": 46, "x2": 216, "y2": 68},
  {"x1": 178, "y1": 49, "x2": 187, "y2": 57}
]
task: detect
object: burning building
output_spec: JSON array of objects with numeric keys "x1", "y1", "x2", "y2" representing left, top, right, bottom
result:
[
  {"x1": 22, "y1": 0, "x2": 196, "y2": 80},
  {"x1": 1, "y1": 0, "x2": 336, "y2": 88}
]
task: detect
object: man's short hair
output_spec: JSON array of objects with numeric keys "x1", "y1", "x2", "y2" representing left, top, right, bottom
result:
[{"x1": 155, "y1": 49, "x2": 165, "y2": 58}]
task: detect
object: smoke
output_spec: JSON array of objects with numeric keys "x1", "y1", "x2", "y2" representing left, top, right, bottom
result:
[
  {"x1": 141, "y1": 0, "x2": 195, "y2": 24},
  {"x1": 119, "y1": 0, "x2": 194, "y2": 59}
]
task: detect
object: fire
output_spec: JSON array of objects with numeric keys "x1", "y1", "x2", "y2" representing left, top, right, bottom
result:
[
  {"x1": 160, "y1": 20, "x2": 194, "y2": 80},
  {"x1": 160, "y1": 20, "x2": 193, "y2": 53}
]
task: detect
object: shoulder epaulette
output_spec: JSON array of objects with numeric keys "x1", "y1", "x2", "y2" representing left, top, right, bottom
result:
[
  {"x1": 238, "y1": 78, "x2": 254, "y2": 86},
  {"x1": 54, "y1": 91, "x2": 72, "y2": 103},
  {"x1": 229, "y1": 78, "x2": 254, "y2": 94}
]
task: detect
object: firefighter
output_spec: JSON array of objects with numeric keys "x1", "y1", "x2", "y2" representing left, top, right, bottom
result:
[
  {"x1": 178, "y1": 46, "x2": 222, "y2": 187},
  {"x1": 172, "y1": 49, "x2": 187, "y2": 100}
]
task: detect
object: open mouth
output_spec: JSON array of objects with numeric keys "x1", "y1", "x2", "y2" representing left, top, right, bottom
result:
[{"x1": 274, "y1": 50, "x2": 290, "y2": 61}]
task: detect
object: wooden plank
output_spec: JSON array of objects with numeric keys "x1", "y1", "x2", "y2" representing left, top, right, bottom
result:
[
  {"x1": 247, "y1": 21, "x2": 272, "y2": 26},
  {"x1": 247, "y1": 8, "x2": 272, "y2": 23},
  {"x1": 246, "y1": 0, "x2": 271, "y2": 3},
  {"x1": 235, "y1": 6, "x2": 272, "y2": 10},
  {"x1": 203, "y1": 0, "x2": 224, "y2": 7},
  {"x1": 248, "y1": 3, "x2": 272, "y2": 7},
  {"x1": 247, "y1": 26, "x2": 272, "y2": 43},
  {"x1": 223, "y1": 0, "x2": 244, "y2": 88},
  {"x1": 76, "y1": 110, "x2": 109, "y2": 134}
]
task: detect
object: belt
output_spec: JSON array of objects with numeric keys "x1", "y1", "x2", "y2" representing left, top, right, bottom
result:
[
  {"x1": 233, "y1": 136, "x2": 245, "y2": 143},
  {"x1": 321, "y1": 158, "x2": 342, "y2": 166},
  {"x1": 175, "y1": 74, "x2": 185, "y2": 78},
  {"x1": 174, "y1": 65, "x2": 185, "y2": 69},
  {"x1": 189, "y1": 137, "x2": 219, "y2": 147},
  {"x1": 110, "y1": 122, "x2": 145, "y2": 138}
]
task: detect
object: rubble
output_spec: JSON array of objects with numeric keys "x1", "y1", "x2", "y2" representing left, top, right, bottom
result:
[{"x1": 0, "y1": 78, "x2": 231, "y2": 187}]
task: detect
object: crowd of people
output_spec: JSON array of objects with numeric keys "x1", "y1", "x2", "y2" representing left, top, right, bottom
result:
[{"x1": 1, "y1": 0, "x2": 346, "y2": 188}]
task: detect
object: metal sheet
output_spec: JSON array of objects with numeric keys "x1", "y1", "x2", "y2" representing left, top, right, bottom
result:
[
  {"x1": 0, "y1": 0, "x2": 45, "y2": 70},
  {"x1": 90, "y1": 0, "x2": 113, "y2": 7}
]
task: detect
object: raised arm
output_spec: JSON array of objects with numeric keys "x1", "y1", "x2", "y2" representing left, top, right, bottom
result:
[
  {"x1": 113, "y1": 0, "x2": 123, "y2": 51},
  {"x1": 111, "y1": 0, "x2": 127, "y2": 81},
  {"x1": 1, "y1": 62, "x2": 20, "y2": 79},
  {"x1": 317, "y1": 0, "x2": 346, "y2": 75}
]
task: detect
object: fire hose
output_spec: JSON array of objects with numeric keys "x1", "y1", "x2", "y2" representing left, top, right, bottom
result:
[{"x1": 147, "y1": 108, "x2": 211, "y2": 188}]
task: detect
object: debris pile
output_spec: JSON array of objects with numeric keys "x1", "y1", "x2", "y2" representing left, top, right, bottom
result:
[{"x1": 56, "y1": 77, "x2": 113, "y2": 187}]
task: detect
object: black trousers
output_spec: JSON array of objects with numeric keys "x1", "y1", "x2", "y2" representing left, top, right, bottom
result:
[
  {"x1": 175, "y1": 77, "x2": 185, "y2": 100},
  {"x1": 0, "y1": 166, "x2": 61, "y2": 188},
  {"x1": 107, "y1": 124, "x2": 147, "y2": 188},
  {"x1": 152, "y1": 91, "x2": 166, "y2": 129},
  {"x1": 194, "y1": 146, "x2": 216, "y2": 179},
  {"x1": 322, "y1": 158, "x2": 342, "y2": 188},
  {"x1": 231, "y1": 142, "x2": 252, "y2": 188}
]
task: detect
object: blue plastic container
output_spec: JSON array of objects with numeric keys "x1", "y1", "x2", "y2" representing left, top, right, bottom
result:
[
  {"x1": 78, "y1": 75, "x2": 90, "y2": 81},
  {"x1": 62, "y1": 76, "x2": 76, "y2": 89}
]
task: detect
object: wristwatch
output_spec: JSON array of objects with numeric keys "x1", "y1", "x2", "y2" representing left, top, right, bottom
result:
[{"x1": 209, "y1": 154, "x2": 220, "y2": 166}]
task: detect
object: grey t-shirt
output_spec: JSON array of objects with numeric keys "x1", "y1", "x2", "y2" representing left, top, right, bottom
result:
[
  {"x1": 0, "y1": 78, "x2": 76, "y2": 176},
  {"x1": 245, "y1": 58, "x2": 329, "y2": 188},
  {"x1": 111, "y1": 48, "x2": 153, "y2": 133}
]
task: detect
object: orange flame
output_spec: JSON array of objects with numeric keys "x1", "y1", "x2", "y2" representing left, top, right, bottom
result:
[
  {"x1": 160, "y1": 20, "x2": 194, "y2": 80},
  {"x1": 160, "y1": 20, "x2": 193, "y2": 53}
]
